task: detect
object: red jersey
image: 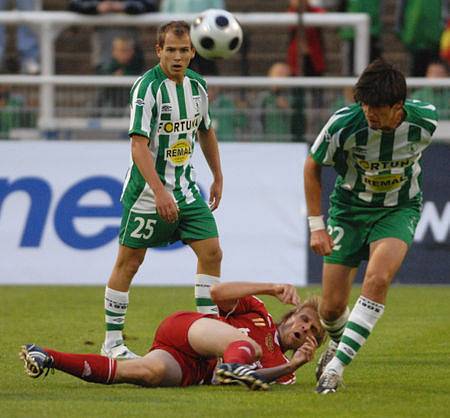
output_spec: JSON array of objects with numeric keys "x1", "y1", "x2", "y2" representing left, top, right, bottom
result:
[{"x1": 220, "y1": 296, "x2": 295, "y2": 384}]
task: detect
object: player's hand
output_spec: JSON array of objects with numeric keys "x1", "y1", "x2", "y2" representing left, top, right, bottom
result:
[
  {"x1": 291, "y1": 336, "x2": 318, "y2": 367},
  {"x1": 310, "y1": 229, "x2": 334, "y2": 256},
  {"x1": 273, "y1": 284, "x2": 300, "y2": 306},
  {"x1": 155, "y1": 189, "x2": 179, "y2": 223},
  {"x1": 208, "y1": 177, "x2": 223, "y2": 211}
]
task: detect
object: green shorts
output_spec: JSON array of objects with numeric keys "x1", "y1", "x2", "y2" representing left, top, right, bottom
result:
[
  {"x1": 324, "y1": 199, "x2": 421, "y2": 267},
  {"x1": 119, "y1": 196, "x2": 219, "y2": 248}
]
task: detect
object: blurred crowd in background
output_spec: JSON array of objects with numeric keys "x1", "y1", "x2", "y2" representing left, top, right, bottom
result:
[{"x1": 0, "y1": 0, "x2": 448, "y2": 141}]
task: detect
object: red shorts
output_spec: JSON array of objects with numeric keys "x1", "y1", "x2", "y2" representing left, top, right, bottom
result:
[{"x1": 149, "y1": 311, "x2": 218, "y2": 387}]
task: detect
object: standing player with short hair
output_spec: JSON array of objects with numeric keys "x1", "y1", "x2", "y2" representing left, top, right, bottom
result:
[
  {"x1": 102, "y1": 21, "x2": 224, "y2": 359},
  {"x1": 304, "y1": 59, "x2": 438, "y2": 393}
]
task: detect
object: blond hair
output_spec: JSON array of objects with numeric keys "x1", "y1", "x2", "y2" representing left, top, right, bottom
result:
[{"x1": 278, "y1": 295, "x2": 326, "y2": 346}]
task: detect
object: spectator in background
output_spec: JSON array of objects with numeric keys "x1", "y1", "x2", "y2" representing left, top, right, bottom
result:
[
  {"x1": 96, "y1": 35, "x2": 145, "y2": 116},
  {"x1": 396, "y1": 0, "x2": 444, "y2": 76},
  {"x1": 259, "y1": 63, "x2": 292, "y2": 141},
  {"x1": 286, "y1": 0, "x2": 323, "y2": 142},
  {"x1": 339, "y1": 0, "x2": 383, "y2": 75},
  {"x1": 287, "y1": 0, "x2": 326, "y2": 77},
  {"x1": 209, "y1": 87, "x2": 247, "y2": 142},
  {"x1": 0, "y1": 85, "x2": 35, "y2": 138},
  {"x1": 440, "y1": 18, "x2": 450, "y2": 66},
  {"x1": 331, "y1": 86, "x2": 354, "y2": 111},
  {"x1": 0, "y1": 0, "x2": 41, "y2": 74},
  {"x1": 411, "y1": 60, "x2": 450, "y2": 119},
  {"x1": 68, "y1": 0, "x2": 157, "y2": 72},
  {"x1": 159, "y1": 0, "x2": 225, "y2": 75}
]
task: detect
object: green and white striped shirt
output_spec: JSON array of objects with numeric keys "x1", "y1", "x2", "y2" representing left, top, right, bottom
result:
[
  {"x1": 122, "y1": 64, "x2": 211, "y2": 212},
  {"x1": 310, "y1": 100, "x2": 438, "y2": 207}
]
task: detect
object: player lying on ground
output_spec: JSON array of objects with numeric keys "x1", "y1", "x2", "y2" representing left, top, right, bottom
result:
[{"x1": 20, "y1": 282, "x2": 324, "y2": 390}]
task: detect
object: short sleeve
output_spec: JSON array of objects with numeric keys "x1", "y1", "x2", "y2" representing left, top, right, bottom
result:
[{"x1": 129, "y1": 77, "x2": 157, "y2": 139}]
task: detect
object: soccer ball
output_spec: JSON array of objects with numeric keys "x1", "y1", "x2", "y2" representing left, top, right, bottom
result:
[{"x1": 190, "y1": 9, "x2": 243, "y2": 60}]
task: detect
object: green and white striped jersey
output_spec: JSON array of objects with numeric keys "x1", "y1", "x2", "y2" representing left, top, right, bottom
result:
[
  {"x1": 122, "y1": 64, "x2": 211, "y2": 212},
  {"x1": 310, "y1": 100, "x2": 438, "y2": 207}
]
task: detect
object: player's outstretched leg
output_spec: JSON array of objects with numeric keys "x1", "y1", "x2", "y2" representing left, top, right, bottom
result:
[
  {"x1": 20, "y1": 344, "x2": 54, "y2": 378},
  {"x1": 20, "y1": 344, "x2": 118, "y2": 384}
]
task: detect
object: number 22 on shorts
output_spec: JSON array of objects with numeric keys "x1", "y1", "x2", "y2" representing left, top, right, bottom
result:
[
  {"x1": 130, "y1": 217, "x2": 157, "y2": 239},
  {"x1": 327, "y1": 225, "x2": 344, "y2": 251}
]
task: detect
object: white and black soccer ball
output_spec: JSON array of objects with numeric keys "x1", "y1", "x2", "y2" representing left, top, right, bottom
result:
[{"x1": 190, "y1": 9, "x2": 243, "y2": 60}]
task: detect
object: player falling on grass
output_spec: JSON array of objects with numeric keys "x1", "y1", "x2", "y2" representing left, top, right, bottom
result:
[
  {"x1": 304, "y1": 59, "x2": 438, "y2": 394},
  {"x1": 20, "y1": 282, "x2": 324, "y2": 390},
  {"x1": 102, "y1": 21, "x2": 224, "y2": 359}
]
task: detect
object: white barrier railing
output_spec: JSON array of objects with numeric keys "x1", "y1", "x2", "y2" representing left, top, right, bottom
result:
[{"x1": 0, "y1": 11, "x2": 370, "y2": 131}]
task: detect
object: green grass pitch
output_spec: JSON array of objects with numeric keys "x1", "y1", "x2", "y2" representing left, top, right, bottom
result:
[{"x1": 2, "y1": 285, "x2": 450, "y2": 418}]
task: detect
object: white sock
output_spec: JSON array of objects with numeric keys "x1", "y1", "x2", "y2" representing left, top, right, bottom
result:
[
  {"x1": 326, "y1": 296, "x2": 384, "y2": 376},
  {"x1": 195, "y1": 274, "x2": 220, "y2": 315},
  {"x1": 104, "y1": 287, "x2": 129, "y2": 349}
]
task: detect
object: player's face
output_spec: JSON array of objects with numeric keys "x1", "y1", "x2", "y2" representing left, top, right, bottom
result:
[
  {"x1": 280, "y1": 307, "x2": 321, "y2": 351},
  {"x1": 361, "y1": 102, "x2": 404, "y2": 131},
  {"x1": 156, "y1": 32, "x2": 195, "y2": 83}
]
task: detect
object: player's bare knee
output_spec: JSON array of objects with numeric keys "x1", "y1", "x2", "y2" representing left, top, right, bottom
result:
[
  {"x1": 203, "y1": 246, "x2": 223, "y2": 266},
  {"x1": 364, "y1": 271, "x2": 391, "y2": 293},
  {"x1": 139, "y1": 361, "x2": 167, "y2": 387},
  {"x1": 117, "y1": 255, "x2": 144, "y2": 277}
]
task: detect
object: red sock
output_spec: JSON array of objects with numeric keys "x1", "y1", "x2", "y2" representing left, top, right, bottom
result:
[
  {"x1": 45, "y1": 348, "x2": 117, "y2": 384},
  {"x1": 223, "y1": 340, "x2": 256, "y2": 364}
]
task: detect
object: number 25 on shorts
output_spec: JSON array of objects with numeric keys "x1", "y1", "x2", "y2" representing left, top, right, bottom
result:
[{"x1": 130, "y1": 217, "x2": 157, "y2": 239}]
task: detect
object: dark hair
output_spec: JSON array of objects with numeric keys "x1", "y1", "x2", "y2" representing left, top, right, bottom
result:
[
  {"x1": 277, "y1": 295, "x2": 326, "y2": 347},
  {"x1": 354, "y1": 59, "x2": 406, "y2": 107},
  {"x1": 157, "y1": 21, "x2": 191, "y2": 48}
]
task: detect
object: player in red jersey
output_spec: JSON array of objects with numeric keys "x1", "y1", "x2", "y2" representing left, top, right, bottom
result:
[{"x1": 20, "y1": 282, "x2": 325, "y2": 390}]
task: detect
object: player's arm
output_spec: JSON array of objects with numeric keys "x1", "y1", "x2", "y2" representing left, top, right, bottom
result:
[
  {"x1": 210, "y1": 282, "x2": 300, "y2": 312},
  {"x1": 252, "y1": 336, "x2": 318, "y2": 383},
  {"x1": 303, "y1": 155, "x2": 334, "y2": 256},
  {"x1": 197, "y1": 128, "x2": 223, "y2": 211},
  {"x1": 130, "y1": 134, "x2": 179, "y2": 223}
]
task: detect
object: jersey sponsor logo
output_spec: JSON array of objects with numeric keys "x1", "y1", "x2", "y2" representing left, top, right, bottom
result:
[
  {"x1": 161, "y1": 104, "x2": 172, "y2": 112},
  {"x1": 164, "y1": 140, "x2": 192, "y2": 166},
  {"x1": 158, "y1": 115, "x2": 202, "y2": 135},
  {"x1": 362, "y1": 173, "x2": 407, "y2": 193},
  {"x1": 265, "y1": 333, "x2": 274, "y2": 352},
  {"x1": 356, "y1": 158, "x2": 414, "y2": 171},
  {"x1": 135, "y1": 98, "x2": 145, "y2": 107}
]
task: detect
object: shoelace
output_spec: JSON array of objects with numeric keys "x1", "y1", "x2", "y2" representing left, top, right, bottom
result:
[
  {"x1": 322, "y1": 347, "x2": 336, "y2": 364},
  {"x1": 320, "y1": 371, "x2": 340, "y2": 388},
  {"x1": 42, "y1": 365, "x2": 55, "y2": 377}
]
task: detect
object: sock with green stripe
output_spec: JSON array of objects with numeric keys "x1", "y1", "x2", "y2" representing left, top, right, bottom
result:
[
  {"x1": 320, "y1": 306, "x2": 350, "y2": 344},
  {"x1": 325, "y1": 296, "x2": 384, "y2": 376},
  {"x1": 104, "y1": 287, "x2": 129, "y2": 350},
  {"x1": 195, "y1": 274, "x2": 219, "y2": 315}
]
